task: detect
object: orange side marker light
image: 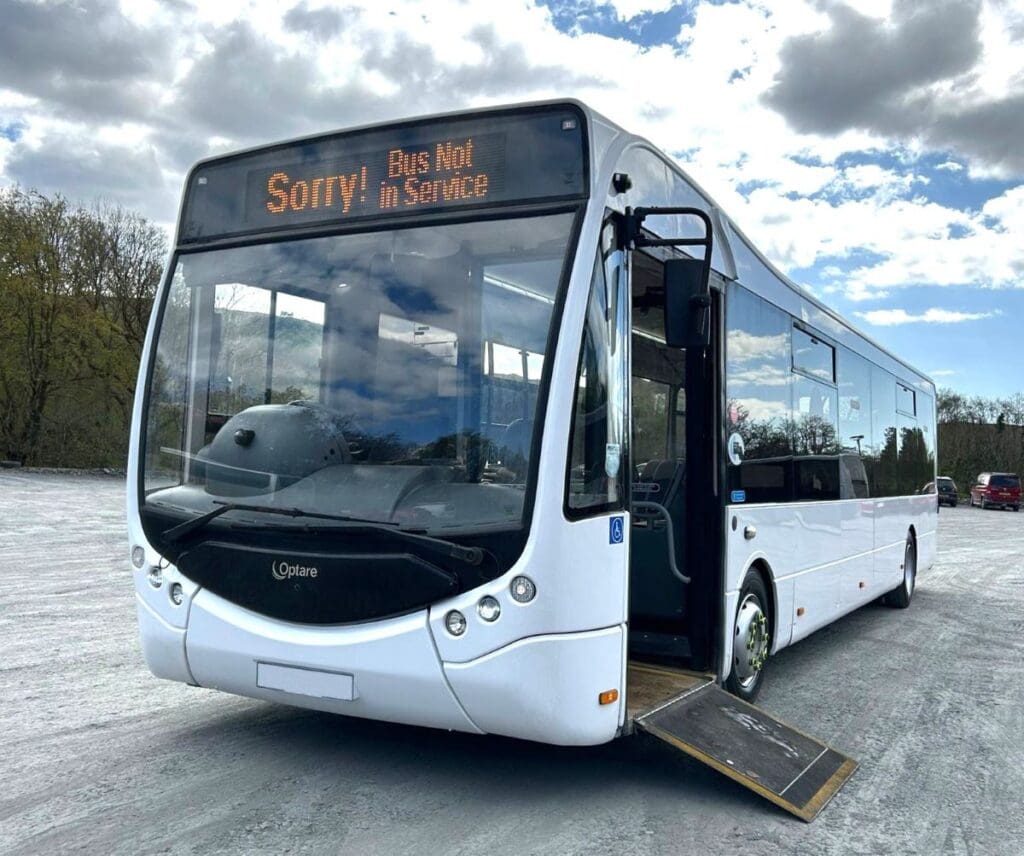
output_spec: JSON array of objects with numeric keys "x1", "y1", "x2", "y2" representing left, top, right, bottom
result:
[{"x1": 599, "y1": 689, "x2": 619, "y2": 705}]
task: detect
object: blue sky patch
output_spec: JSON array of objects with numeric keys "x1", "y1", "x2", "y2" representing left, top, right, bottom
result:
[
  {"x1": 539, "y1": 0, "x2": 698, "y2": 46},
  {"x1": 1, "y1": 121, "x2": 26, "y2": 143}
]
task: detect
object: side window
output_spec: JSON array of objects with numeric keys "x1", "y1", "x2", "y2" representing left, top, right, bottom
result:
[
  {"x1": 791, "y1": 326, "x2": 839, "y2": 501},
  {"x1": 726, "y1": 284, "x2": 792, "y2": 502},
  {"x1": 921, "y1": 392, "x2": 936, "y2": 486},
  {"x1": 896, "y1": 382, "x2": 916, "y2": 416},
  {"x1": 566, "y1": 239, "x2": 627, "y2": 515},
  {"x1": 729, "y1": 284, "x2": 790, "y2": 505},
  {"x1": 792, "y1": 374, "x2": 840, "y2": 500},
  {"x1": 792, "y1": 375, "x2": 839, "y2": 455},
  {"x1": 870, "y1": 366, "x2": 898, "y2": 497},
  {"x1": 837, "y1": 347, "x2": 873, "y2": 499},
  {"x1": 792, "y1": 326, "x2": 835, "y2": 382}
]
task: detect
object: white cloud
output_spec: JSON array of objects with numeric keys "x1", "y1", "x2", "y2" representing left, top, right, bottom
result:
[
  {"x1": 0, "y1": 0, "x2": 1020, "y2": 309},
  {"x1": 855, "y1": 308, "x2": 1001, "y2": 326}
]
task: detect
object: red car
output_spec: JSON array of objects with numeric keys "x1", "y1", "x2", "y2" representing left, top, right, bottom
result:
[{"x1": 970, "y1": 472, "x2": 1021, "y2": 511}]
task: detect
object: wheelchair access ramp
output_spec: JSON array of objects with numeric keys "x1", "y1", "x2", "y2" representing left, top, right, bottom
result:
[{"x1": 628, "y1": 663, "x2": 858, "y2": 822}]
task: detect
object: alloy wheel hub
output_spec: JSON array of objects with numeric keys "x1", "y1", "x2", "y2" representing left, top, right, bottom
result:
[{"x1": 735, "y1": 595, "x2": 770, "y2": 686}]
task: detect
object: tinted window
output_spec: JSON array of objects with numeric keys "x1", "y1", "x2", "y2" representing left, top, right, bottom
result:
[
  {"x1": 792, "y1": 326, "x2": 835, "y2": 382},
  {"x1": 898, "y1": 415, "x2": 928, "y2": 495},
  {"x1": 871, "y1": 366, "x2": 898, "y2": 497},
  {"x1": 992, "y1": 475, "x2": 1020, "y2": 488},
  {"x1": 791, "y1": 376, "x2": 839, "y2": 500},
  {"x1": 726, "y1": 285, "x2": 792, "y2": 502},
  {"x1": 842, "y1": 455, "x2": 870, "y2": 499},
  {"x1": 796, "y1": 456, "x2": 840, "y2": 501},
  {"x1": 838, "y1": 348, "x2": 872, "y2": 498},
  {"x1": 792, "y1": 376, "x2": 839, "y2": 454},
  {"x1": 919, "y1": 391, "x2": 936, "y2": 489}
]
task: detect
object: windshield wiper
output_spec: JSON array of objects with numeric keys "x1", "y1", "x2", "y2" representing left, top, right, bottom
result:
[{"x1": 161, "y1": 502, "x2": 483, "y2": 565}]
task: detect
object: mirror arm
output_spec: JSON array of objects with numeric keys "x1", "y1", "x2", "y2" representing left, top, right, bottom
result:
[{"x1": 624, "y1": 205, "x2": 714, "y2": 294}]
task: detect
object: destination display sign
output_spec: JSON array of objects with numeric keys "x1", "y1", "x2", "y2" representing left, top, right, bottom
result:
[
  {"x1": 179, "y1": 106, "x2": 587, "y2": 243},
  {"x1": 252, "y1": 133, "x2": 505, "y2": 225}
]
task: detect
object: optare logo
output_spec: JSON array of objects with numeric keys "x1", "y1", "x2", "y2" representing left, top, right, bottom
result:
[{"x1": 271, "y1": 559, "x2": 319, "y2": 580}]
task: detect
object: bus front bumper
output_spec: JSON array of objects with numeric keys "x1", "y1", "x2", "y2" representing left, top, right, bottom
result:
[{"x1": 136, "y1": 583, "x2": 624, "y2": 745}]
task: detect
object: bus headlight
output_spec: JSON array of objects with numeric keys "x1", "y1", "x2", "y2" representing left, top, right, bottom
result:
[
  {"x1": 510, "y1": 576, "x2": 536, "y2": 603},
  {"x1": 445, "y1": 610, "x2": 467, "y2": 636},
  {"x1": 131, "y1": 545, "x2": 146, "y2": 569},
  {"x1": 147, "y1": 567, "x2": 162, "y2": 588},
  {"x1": 170, "y1": 583, "x2": 184, "y2": 606},
  {"x1": 477, "y1": 596, "x2": 501, "y2": 622}
]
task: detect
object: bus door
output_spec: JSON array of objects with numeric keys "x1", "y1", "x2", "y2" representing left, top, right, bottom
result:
[
  {"x1": 626, "y1": 244, "x2": 718, "y2": 673},
  {"x1": 620, "y1": 209, "x2": 858, "y2": 822}
]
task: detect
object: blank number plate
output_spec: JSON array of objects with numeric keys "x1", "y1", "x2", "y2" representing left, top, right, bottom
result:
[{"x1": 256, "y1": 662, "x2": 357, "y2": 701}]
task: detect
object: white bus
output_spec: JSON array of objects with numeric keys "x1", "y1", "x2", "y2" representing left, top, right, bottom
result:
[{"x1": 128, "y1": 101, "x2": 935, "y2": 819}]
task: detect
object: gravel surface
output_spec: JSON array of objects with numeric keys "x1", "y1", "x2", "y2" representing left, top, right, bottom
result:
[{"x1": 2, "y1": 472, "x2": 1022, "y2": 855}]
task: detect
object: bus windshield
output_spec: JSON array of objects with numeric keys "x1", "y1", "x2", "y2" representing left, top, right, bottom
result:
[{"x1": 142, "y1": 212, "x2": 575, "y2": 542}]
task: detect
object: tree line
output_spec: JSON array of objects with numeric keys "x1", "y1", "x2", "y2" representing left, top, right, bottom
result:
[
  {"x1": 0, "y1": 189, "x2": 165, "y2": 467},
  {"x1": 936, "y1": 390, "x2": 1024, "y2": 494},
  {"x1": 0, "y1": 188, "x2": 1022, "y2": 483}
]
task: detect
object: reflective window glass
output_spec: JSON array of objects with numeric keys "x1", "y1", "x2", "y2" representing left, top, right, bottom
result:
[
  {"x1": 896, "y1": 382, "x2": 916, "y2": 416},
  {"x1": 142, "y1": 213, "x2": 575, "y2": 536},
  {"x1": 871, "y1": 367, "x2": 898, "y2": 497},
  {"x1": 792, "y1": 326, "x2": 834, "y2": 382},
  {"x1": 726, "y1": 285, "x2": 792, "y2": 502},
  {"x1": 566, "y1": 246, "x2": 628, "y2": 514},
  {"x1": 838, "y1": 347, "x2": 872, "y2": 498}
]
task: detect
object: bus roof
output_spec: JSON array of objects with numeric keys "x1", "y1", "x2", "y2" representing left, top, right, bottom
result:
[{"x1": 569, "y1": 100, "x2": 935, "y2": 393}]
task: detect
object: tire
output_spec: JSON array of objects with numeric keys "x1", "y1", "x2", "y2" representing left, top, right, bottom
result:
[
  {"x1": 885, "y1": 535, "x2": 916, "y2": 609},
  {"x1": 726, "y1": 567, "x2": 772, "y2": 702}
]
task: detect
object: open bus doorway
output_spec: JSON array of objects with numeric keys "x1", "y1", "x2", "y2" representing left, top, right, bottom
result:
[{"x1": 627, "y1": 247, "x2": 721, "y2": 676}]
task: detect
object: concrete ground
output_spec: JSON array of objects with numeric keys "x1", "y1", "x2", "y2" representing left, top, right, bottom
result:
[{"x1": 1, "y1": 471, "x2": 1022, "y2": 855}]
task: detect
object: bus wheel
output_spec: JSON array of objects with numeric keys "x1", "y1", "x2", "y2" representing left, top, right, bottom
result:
[
  {"x1": 885, "y1": 535, "x2": 916, "y2": 609},
  {"x1": 726, "y1": 568, "x2": 771, "y2": 702}
]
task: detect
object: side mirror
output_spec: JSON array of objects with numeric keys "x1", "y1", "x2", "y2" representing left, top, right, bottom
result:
[{"x1": 664, "y1": 257, "x2": 711, "y2": 349}]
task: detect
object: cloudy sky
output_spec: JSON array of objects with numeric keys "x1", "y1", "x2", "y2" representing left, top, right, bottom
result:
[{"x1": 1, "y1": 0, "x2": 1022, "y2": 396}]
